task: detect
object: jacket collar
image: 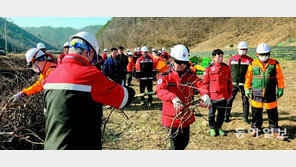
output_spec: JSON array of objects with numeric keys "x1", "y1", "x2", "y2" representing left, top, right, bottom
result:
[
  {"x1": 213, "y1": 62, "x2": 224, "y2": 68},
  {"x1": 140, "y1": 55, "x2": 152, "y2": 61},
  {"x1": 62, "y1": 54, "x2": 92, "y2": 66},
  {"x1": 42, "y1": 61, "x2": 57, "y2": 76},
  {"x1": 235, "y1": 54, "x2": 250, "y2": 59}
]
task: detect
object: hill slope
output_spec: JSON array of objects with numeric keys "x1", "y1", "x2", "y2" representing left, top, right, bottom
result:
[
  {"x1": 24, "y1": 25, "x2": 103, "y2": 48},
  {"x1": 96, "y1": 17, "x2": 296, "y2": 52},
  {"x1": 0, "y1": 17, "x2": 57, "y2": 52}
]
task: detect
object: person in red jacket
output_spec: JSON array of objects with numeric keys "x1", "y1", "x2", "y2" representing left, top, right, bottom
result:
[
  {"x1": 57, "y1": 42, "x2": 70, "y2": 65},
  {"x1": 37, "y1": 42, "x2": 57, "y2": 64},
  {"x1": 225, "y1": 41, "x2": 253, "y2": 123},
  {"x1": 126, "y1": 52, "x2": 135, "y2": 86},
  {"x1": 102, "y1": 48, "x2": 108, "y2": 63},
  {"x1": 136, "y1": 46, "x2": 156, "y2": 106},
  {"x1": 156, "y1": 44, "x2": 210, "y2": 150},
  {"x1": 43, "y1": 31, "x2": 135, "y2": 149},
  {"x1": 202, "y1": 49, "x2": 233, "y2": 136}
]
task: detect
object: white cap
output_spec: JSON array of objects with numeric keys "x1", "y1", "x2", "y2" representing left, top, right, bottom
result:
[
  {"x1": 134, "y1": 48, "x2": 137, "y2": 52},
  {"x1": 128, "y1": 52, "x2": 133, "y2": 56},
  {"x1": 25, "y1": 48, "x2": 45, "y2": 63},
  {"x1": 170, "y1": 44, "x2": 189, "y2": 61},
  {"x1": 127, "y1": 49, "x2": 130, "y2": 52},
  {"x1": 141, "y1": 46, "x2": 149, "y2": 52},
  {"x1": 63, "y1": 42, "x2": 70, "y2": 48},
  {"x1": 37, "y1": 43, "x2": 46, "y2": 49},
  {"x1": 137, "y1": 47, "x2": 140, "y2": 50},
  {"x1": 238, "y1": 41, "x2": 248, "y2": 49},
  {"x1": 104, "y1": 48, "x2": 108, "y2": 52},
  {"x1": 152, "y1": 48, "x2": 156, "y2": 52},
  {"x1": 256, "y1": 43, "x2": 271, "y2": 54},
  {"x1": 69, "y1": 31, "x2": 100, "y2": 56},
  {"x1": 162, "y1": 47, "x2": 165, "y2": 51}
]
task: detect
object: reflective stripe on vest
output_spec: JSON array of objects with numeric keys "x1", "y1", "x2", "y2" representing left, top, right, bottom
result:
[{"x1": 44, "y1": 83, "x2": 92, "y2": 92}]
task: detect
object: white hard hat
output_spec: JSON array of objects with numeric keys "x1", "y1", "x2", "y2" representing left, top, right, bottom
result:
[
  {"x1": 127, "y1": 49, "x2": 130, "y2": 52},
  {"x1": 152, "y1": 48, "x2": 156, "y2": 52},
  {"x1": 63, "y1": 42, "x2": 70, "y2": 48},
  {"x1": 238, "y1": 41, "x2": 248, "y2": 49},
  {"x1": 162, "y1": 47, "x2": 166, "y2": 51},
  {"x1": 141, "y1": 46, "x2": 149, "y2": 52},
  {"x1": 256, "y1": 43, "x2": 271, "y2": 54},
  {"x1": 170, "y1": 44, "x2": 189, "y2": 61},
  {"x1": 69, "y1": 31, "x2": 100, "y2": 57},
  {"x1": 104, "y1": 48, "x2": 108, "y2": 52},
  {"x1": 25, "y1": 48, "x2": 45, "y2": 64},
  {"x1": 37, "y1": 43, "x2": 46, "y2": 49}
]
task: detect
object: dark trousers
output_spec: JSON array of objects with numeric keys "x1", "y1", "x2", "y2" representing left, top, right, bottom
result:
[
  {"x1": 127, "y1": 72, "x2": 133, "y2": 85},
  {"x1": 209, "y1": 99, "x2": 227, "y2": 129},
  {"x1": 123, "y1": 72, "x2": 126, "y2": 86},
  {"x1": 140, "y1": 79, "x2": 153, "y2": 103},
  {"x1": 251, "y1": 106, "x2": 279, "y2": 133},
  {"x1": 225, "y1": 85, "x2": 249, "y2": 119},
  {"x1": 168, "y1": 126, "x2": 190, "y2": 150}
]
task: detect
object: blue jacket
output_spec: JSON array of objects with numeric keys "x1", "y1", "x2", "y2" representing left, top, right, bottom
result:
[{"x1": 103, "y1": 56, "x2": 125, "y2": 84}]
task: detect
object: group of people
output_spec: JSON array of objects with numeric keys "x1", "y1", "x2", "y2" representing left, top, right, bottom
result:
[
  {"x1": 7, "y1": 31, "x2": 286, "y2": 150},
  {"x1": 157, "y1": 41, "x2": 286, "y2": 149},
  {"x1": 99, "y1": 46, "x2": 170, "y2": 106}
]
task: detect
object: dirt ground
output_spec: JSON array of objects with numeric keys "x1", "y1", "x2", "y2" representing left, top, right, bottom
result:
[
  {"x1": 0, "y1": 55, "x2": 295, "y2": 150},
  {"x1": 102, "y1": 59, "x2": 296, "y2": 150}
]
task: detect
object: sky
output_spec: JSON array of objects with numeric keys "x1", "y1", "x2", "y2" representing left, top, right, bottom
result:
[{"x1": 7, "y1": 17, "x2": 112, "y2": 29}]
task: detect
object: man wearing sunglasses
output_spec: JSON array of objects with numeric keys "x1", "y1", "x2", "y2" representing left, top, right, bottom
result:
[
  {"x1": 43, "y1": 31, "x2": 135, "y2": 149},
  {"x1": 8, "y1": 48, "x2": 57, "y2": 103},
  {"x1": 156, "y1": 44, "x2": 208, "y2": 150},
  {"x1": 244, "y1": 43, "x2": 286, "y2": 139}
]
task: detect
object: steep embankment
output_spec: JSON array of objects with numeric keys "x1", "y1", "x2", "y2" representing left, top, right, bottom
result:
[{"x1": 96, "y1": 17, "x2": 296, "y2": 52}]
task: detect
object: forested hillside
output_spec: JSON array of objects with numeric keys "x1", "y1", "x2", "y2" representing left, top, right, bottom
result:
[
  {"x1": 0, "y1": 17, "x2": 57, "y2": 52},
  {"x1": 24, "y1": 25, "x2": 103, "y2": 48},
  {"x1": 96, "y1": 17, "x2": 296, "y2": 52}
]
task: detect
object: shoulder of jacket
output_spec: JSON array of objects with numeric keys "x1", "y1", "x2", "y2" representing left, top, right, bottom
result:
[
  {"x1": 221, "y1": 62, "x2": 228, "y2": 66},
  {"x1": 161, "y1": 70, "x2": 172, "y2": 76},
  {"x1": 206, "y1": 63, "x2": 214, "y2": 68},
  {"x1": 269, "y1": 58, "x2": 278, "y2": 64}
]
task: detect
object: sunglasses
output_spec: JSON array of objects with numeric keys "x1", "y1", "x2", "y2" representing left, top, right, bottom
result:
[
  {"x1": 174, "y1": 59, "x2": 188, "y2": 65},
  {"x1": 258, "y1": 53, "x2": 270, "y2": 56}
]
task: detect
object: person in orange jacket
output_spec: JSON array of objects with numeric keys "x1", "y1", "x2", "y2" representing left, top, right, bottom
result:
[
  {"x1": 244, "y1": 43, "x2": 286, "y2": 139},
  {"x1": 126, "y1": 52, "x2": 136, "y2": 86},
  {"x1": 57, "y1": 42, "x2": 70, "y2": 65},
  {"x1": 8, "y1": 48, "x2": 57, "y2": 103}
]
